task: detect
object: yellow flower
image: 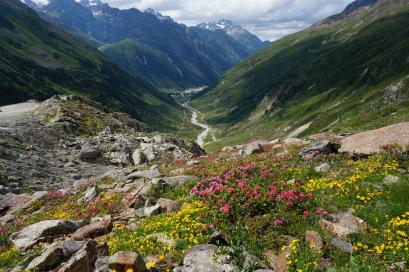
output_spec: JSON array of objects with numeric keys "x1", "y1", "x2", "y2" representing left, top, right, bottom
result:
[{"x1": 147, "y1": 261, "x2": 156, "y2": 268}]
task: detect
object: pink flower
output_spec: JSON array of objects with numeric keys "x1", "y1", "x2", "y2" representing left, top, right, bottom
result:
[
  {"x1": 274, "y1": 219, "x2": 283, "y2": 226},
  {"x1": 219, "y1": 203, "x2": 232, "y2": 215},
  {"x1": 303, "y1": 210, "x2": 310, "y2": 219}
]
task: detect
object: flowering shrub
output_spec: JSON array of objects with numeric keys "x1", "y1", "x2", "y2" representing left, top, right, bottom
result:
[
  {"x1": 284, "y1": 239, "x2": 320, "y2": 272},
  {"x1": 192, "y1": 162, "x2": 316, "y2": 220}
]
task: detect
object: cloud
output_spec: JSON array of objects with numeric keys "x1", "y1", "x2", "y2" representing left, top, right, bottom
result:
[{"x1": 103, "y1": 0, "x2": 352, "y2": 41}]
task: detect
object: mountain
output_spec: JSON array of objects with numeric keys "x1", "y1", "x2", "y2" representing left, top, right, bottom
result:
[
  {"x1": 191, "y1": 0, "x2": 409, "y2": 151},
  {"x1": 23, "y1": 0, "x2": 265, "y2": 90},
  {"x1": 197, "y1": 19, "x2": 269, "y2": 53},
  {"x1": 0, "y1": 0, "x2": 191, "y2": 134}
]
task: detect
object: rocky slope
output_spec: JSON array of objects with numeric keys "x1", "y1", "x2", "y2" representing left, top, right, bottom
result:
[
  {"x1": 23, "y1": 0, "x2": 265, "y2": 90},
  {"x1": 0, "y1": 0, "x2": 189, "y2": 133},
  {"x1": 1, "y1": 117, "x2": 409, "y2": 271},
  {"x1": 191, "y1": 0, "x2": 409, "y2": 151},
  {"x1": 0, "y1": 95, "x2": 204, "y2": 194}
]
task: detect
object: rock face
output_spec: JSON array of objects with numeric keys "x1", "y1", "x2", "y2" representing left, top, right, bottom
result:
[
  {"x1": 108, "y1": 251, "x2": 147, "y2": 272},
  {"x1": 177, "y1": 244, "x2": 238, "y2": 272},
  {"x1": 12, "y1": 220, "x2": 79, "y2": 250},
  {"x1": 339, "y1": 122, "x2": 409, "y2": 155}
]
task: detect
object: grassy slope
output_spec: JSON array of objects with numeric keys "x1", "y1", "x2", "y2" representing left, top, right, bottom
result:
[
  {"x1": 192, "y1": 0, "x2": 409, "y2": 151},
  {"x1": 0, "y1": 0, "x2": 193, "y2": 134}
]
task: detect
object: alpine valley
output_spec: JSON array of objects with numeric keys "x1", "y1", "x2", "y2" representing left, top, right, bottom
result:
[{"x1": 1, "y1": 0, "x2": 409, "y2": 272}]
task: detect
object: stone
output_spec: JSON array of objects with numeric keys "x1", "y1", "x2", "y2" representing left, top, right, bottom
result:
[
  {"x1": 315, "y1": 163, "x2": 331, "y2": 173},
  {"x1": 339, "y1": 122, "x2": 409, "y2": 155},
  {"x1": 299, "y1": 141, "x2": 338, "y2": 159},
  {"x1": 0, "y1": 193, "x2": 35, "y2": 217},
  {"x1": 12, "y1": 220, "x2": 79, "y2": 250},
  {"x1": 243, "y1": 142, "x2": 263, "y2": 156},
  {"x1": 207, "y1": 231, "x2": 229, "y2": 246},
  {"x1": 186, "y1": 160, "x2": 200, "y2": 166},
  {"x1": 62, "y1": 240, "x2": 86, "y2": 257},
  {"x1": 72, "y1": 215, "x2": 112, "y2": 240},
  {"x1": 108, "y1": 251, "x2": 147, "y2": 272},
  {"x1": 178, "y1": 244, "x2": 238, "y2": 272},
  {"x1": 243, "y1": 251, "x2": 266, "y2": 270},
  {"x1": 79, "y1": 143, "x2": 100, "y2": 160},
  {"x1": 319, "y1": 212, "x2": 367, "y2": 238},
  {"x1": 57, "y1": 240, "x2": 98, "y2": 272},
  {"x1": 143, "y1": 204, "x2": 162, "y2": 217},
  {"x1": 127, "y1": 165, "x2": 162, "y2": 180},
  {"x1": 283, "y1": 138, "x2": 308, "y2": 145},
  {"x1": 158, "y1": 176, "x2": 199, "y2": 187},
  {"x1": 264, "y1": 250, "x2": 288, "y2": 272},
  {"x1": 147, "y1": 233, "x2": 176, "y2": 247},
  {"x1": 383, "y1": 175, "x2": 401, "y2": 185},
  {"x1": 26, "y1": 242, "x2": 64, "y2": 270},
  {"x1": 157, "y1": 198, "x2": 179, "y2": 212},
  {"x1": 94, "y1": 256, "x2": 110, "y2": 272},
  {"x1": 83, "y1": 186, "x2": 98, "y2": 202},
  {"x1": 305, "y1": 231, "x2": 324, "y2": 250},
  {"x1": 132, "y1": 149, "x2": 147, "y2": 166},
  {"x1": 331, "y1": 239, "x2": 353, "y2": 254}
]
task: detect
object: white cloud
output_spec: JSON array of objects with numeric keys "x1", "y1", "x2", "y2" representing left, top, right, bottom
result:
[{"x1": 103, "y1": 0, "x2": 352, "y2": 40}]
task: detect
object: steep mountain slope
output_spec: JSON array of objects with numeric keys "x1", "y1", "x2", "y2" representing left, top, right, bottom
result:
[
  {"x1": 192, "y1": 0, "x2": 409, "y2": 150},
  {"x1": 197, "y1": 19, "x2": 269, "y2": 53},
  {"x1": 24, "y1": 0, "x2": 263, "y2": 90},
  {"x1": 0, "y1": 0, "x2": 190, "y2": 133}
]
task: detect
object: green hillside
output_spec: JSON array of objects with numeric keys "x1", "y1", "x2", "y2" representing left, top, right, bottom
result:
[
  {"x1": 0, "y1": 0, "x2": 192, "y2": 134},
  {"x1": 192, "y1": 0, "x2": 409, "y2": 151}
]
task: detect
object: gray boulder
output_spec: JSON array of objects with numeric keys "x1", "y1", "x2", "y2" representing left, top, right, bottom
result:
[
  {"x1": 83, "y1": 187, "x2": 98, "y2": 202},
  {"x1": 242, "y1": 142, "x2": 263, "y2": 156},
  {"x1": 157, "y1": 176, "x2": 199, "y2": 187},
  {"x1": 127, "y1": 165, "x2": 162, "y2": 180},
  {"x1": 12, "y1": 220, "x2": 79, "y2": 250},
  {"x1": 177, "y1": 244, "x2": 238, "y2": 272},
  {"x1": 26, "y1": 242, "x2": 64, "y2": 270},
  {"x1": 132, "y1": 149, "x2": 147, "y2": 166},
  {"x1": 79, "y1": 143, "x2": 100, "y2": 160},
  {"x1": 57, "y1": 240, "x2": 98, "y2": 272},
  {"x1": 315, "y1": 163, "x2": 331, "y2": 173}
]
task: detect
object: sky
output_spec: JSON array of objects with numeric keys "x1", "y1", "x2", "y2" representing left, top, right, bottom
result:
[{"x1": 102, "y1": 0, "x2": 353, "y2": 41}]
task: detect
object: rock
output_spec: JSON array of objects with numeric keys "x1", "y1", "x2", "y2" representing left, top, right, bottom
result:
[
  {"x1": 315, "y1": 163, "x2": 331, "y2": 173},
  {"x1": 299, "y1": 141, "x2": 338, "y2": 159},
  {"x1": 319, "y1": 212, "x2": 367, "y2": 238},
  {"x1": 264, "y1": 250, "x2": 288, "y2": 272},
  {"x1": 305, "y1": 231, "x2": 323, "y2": 250},
  {"x1": 243, "y1": 251, "x2": 266, "y2": 270},
  {"x1": 72, "y1": 215, "x2": 111, "y2": 240},
  {"x1": 26, "y1": 242, "x2": 64, "y2": 270},
  {"x1": 141, "y1": 144, "x2": 156, "y2": 161},
  {"x1": 331, "y1": 239, "x2": 353, "y2": 254},
  {"x1": 0, "y1": 193, "x2": 35, "y2": 217},
  {"x1": 132, "y1": 149, "x2": 147, "y2": 166},
  {"x1": 108, "y1": 251, "x2": 147, "y2": 272},
  {"x1": 79, "y1": 143, "x2": 100, "y2": 160},
  {"x1": 158, "y1": 176, "x2": 199, "y2": 187},
  {"x1": 242, "y1": 142, "x2": 263, "y2": 156},
  {"x1": 147, "y1": 233, "x2": 176, "y2": 247},
  {"x1": 186, "y1": 160, "x2": 200, "y2": 166},
  {"x1": 207, "y1": 230, "x2": 229, "y2": 246},
  {"x1": 143, "y1": 203, "x2": 162, "y2": 217},
  {"x1": 83, "y1": 186, "x2": 98, "y2": 202},
  {"x1": 57, "y1": 240, "x2": 98, "y2": 272},
  {"x1": 157, "y1": 198, "x2": 179, "y2": 212},
  {"x1": 12, "y1": 220, "x2": 79, "y2": 250},
  {"x1": 221, "y1": 146, "x2": 234, "y2": 152},
  {"x1": 32, "y1": 191, "x2": 48, "y2": 200},
  {"x1": 127, "y1": 165, "x2": 162, "y2": 180},
  {"x1": 384, "y1": 175, "x2": 400, "y2": 185},
  {"x1": 283, "y1": 138, "x2": 309, "y2": 145},
  {"x1": 339, "y1": 122, "x2": 409, "y2": 155},
  {"x1": 94, "y1": 256, "x2": 110, "y2": 272},
  {"x1": 62, "y1": 240, "x2": 86, "y2": 257},
  {"x1": 178, "y1": 244, "x2": 238, "y2": 272}
]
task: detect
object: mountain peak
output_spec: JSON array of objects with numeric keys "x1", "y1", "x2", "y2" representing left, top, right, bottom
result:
[{"x1": 144, "y1": 8, "x2": 173, "y2": 22}]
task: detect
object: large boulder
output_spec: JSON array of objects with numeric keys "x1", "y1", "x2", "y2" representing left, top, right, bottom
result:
[
  {"x1": 0, "y1": 193, "x2": 35, "y2": 217},
  {"x1": 127, "y1": 165, "x2": 162, "y2": 180},
  {"x1": 12, "y1": 220, "x2": 79, "y2": 250},
  {"x1": 339, "y1": 123, "x2": 409, "y2": 155},
  {"x1": 177, "y1": 244, "x2": 238, "y2": 272},
  {"x1": 241, "y1": 142, "x2": 264, "y2": 156},
  {"x1": 132, "y1": 149, "x2": 147, "y2": 166},
  {"x1": 108, "y1": 251, "x2": 146, "y2": 272},
  {"x1": 157, "y1": 176, "x2": 199, "y2": 187}
]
